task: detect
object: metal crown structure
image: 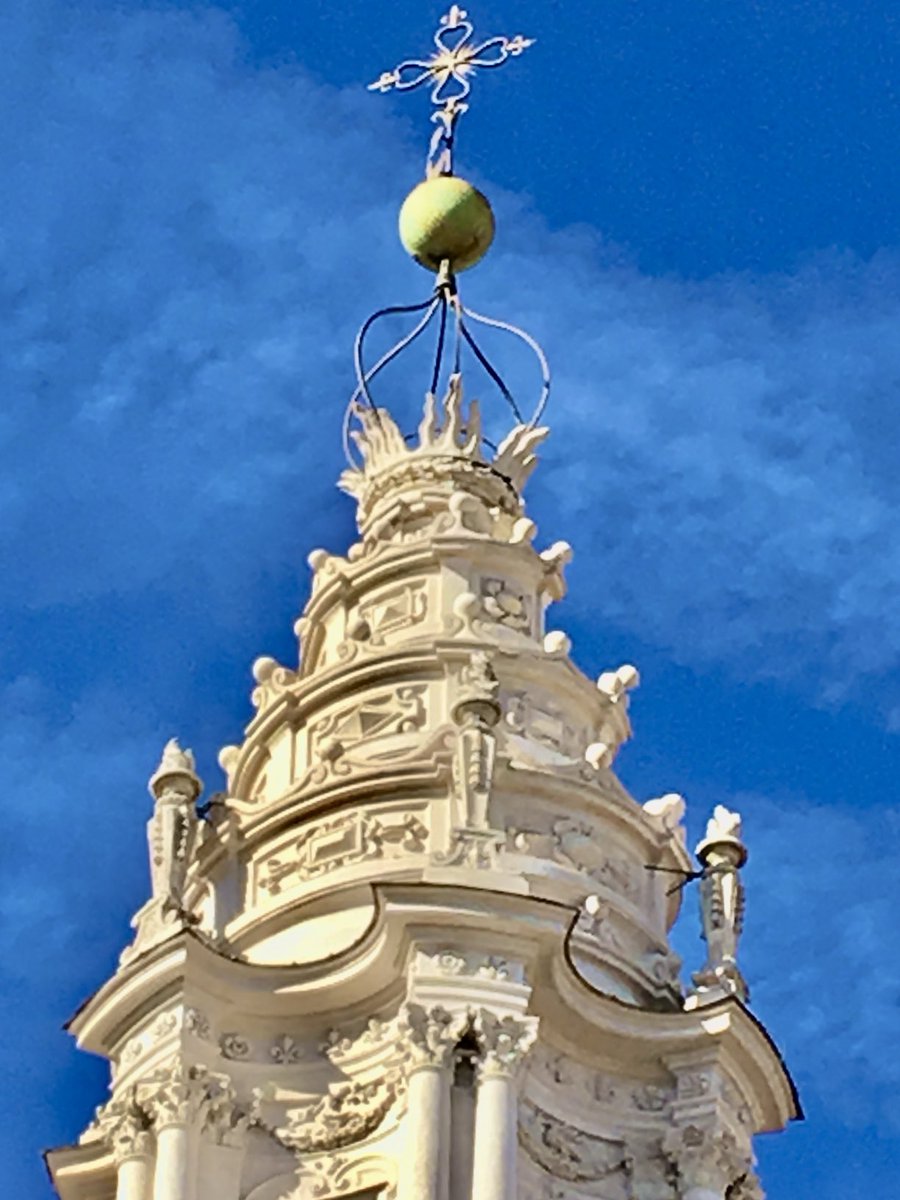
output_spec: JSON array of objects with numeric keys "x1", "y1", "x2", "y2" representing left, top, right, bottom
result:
[{"x1": 350, "y1": 8, "x2": 546, "y2": 469}]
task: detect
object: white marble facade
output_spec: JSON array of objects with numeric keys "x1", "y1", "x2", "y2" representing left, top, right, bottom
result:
[{"x1": 47, "y1": 381, "x2": 796, "y2": 1200}]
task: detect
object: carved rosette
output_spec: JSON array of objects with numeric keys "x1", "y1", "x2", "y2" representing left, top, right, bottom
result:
[
  {"x1": 398, "y1": 1003, "x2": 467, "y2": 1071},
  {"x1": 474, "y1": 1009, "x2": 538, "y2": 1080}
]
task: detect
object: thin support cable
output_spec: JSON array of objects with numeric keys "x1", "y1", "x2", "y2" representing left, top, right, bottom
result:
[
  {"x1": 352, "y1": 297, "x2": 439, "y2": 409},
  {"x1": 452, "y1": 297, "x2": 463, "y2": 375},
  {"x1": 429, "y1": 292, "x2": 449, "y2": 396},
  {"x1": 344, "y1": 296, "x2": 441, "y2": 465},
  {"x1": 461, "y1": 304, "x2": 551, "y2": 427},
  {"x1": 459, "y1": 316, "x2": 524, "y2": 423}
]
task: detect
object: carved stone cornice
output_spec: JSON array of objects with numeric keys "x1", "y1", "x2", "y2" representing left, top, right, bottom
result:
[
  {"x1": 398, "y1": 1002, "x2": 467, "y2": 1071},
  {"x1": 474, "y1": 1008, "x2": 538, "y2": 1080}
]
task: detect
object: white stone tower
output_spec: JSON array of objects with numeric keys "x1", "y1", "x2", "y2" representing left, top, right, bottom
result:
[{"x1": 47, "y1": 10, "x2": 798, "y2": 1200}]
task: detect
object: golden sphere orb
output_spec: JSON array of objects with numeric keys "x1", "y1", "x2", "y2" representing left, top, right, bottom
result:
[{"x1": 398, "y1": 175, "x2": 495, "y2": 273}]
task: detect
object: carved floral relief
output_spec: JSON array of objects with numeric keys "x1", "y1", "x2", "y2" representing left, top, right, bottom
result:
[{"x1": 518, "y1": 1099, "x2": 630, "y2": 1189}]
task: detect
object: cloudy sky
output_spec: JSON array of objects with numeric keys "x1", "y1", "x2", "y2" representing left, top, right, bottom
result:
[{"x1": 3, "y1": 1, "x2": 899, "y2": 1195}]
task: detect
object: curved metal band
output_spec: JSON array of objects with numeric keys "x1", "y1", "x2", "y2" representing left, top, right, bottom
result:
[
  {"x1": 344, "y1": 297, "x2": 442, "y2": 466},
  {"x1": 461, "y1": 304, "x2": 551, "y2": 427}
]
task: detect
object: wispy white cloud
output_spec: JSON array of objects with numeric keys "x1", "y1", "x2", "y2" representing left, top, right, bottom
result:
[{"x1": 4, "y1": 3, "x2": 900, "y2": 720}]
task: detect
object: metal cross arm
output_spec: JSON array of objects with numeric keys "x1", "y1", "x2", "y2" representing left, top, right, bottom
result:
[{"x1": 369, "y1": 6, "x2": 534, "y2": 176}]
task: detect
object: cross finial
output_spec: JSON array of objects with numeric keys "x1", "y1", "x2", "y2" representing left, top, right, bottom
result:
[{"x1": 369, "y1": 7, "x2": 534, "y2": 177}]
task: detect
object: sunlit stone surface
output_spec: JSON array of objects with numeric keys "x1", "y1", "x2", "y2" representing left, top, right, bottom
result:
[{"x1": 47, "y1": 377, "x2": 796, "y2": 1199}]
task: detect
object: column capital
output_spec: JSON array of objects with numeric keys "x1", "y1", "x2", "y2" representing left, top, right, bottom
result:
[
  {"x1": 474, "y1": 1009, "x2": 538, "y2": 1080},
  {"x1": 662, "y1": 1123, "x2": 753, "y2": 1197},
  {"x1": 139, "y1": 1062, "x2": 212, "y2": 1132},
  {"x1": 95, "y1": 1094, "x2": 154, "y2": 1165},
  {"x1": 202, "y1": 1076, "x2": 251, "y2": 1149},
  {"x1": 398, "y1": 1003, "x2": 468, "y2": 1071}
]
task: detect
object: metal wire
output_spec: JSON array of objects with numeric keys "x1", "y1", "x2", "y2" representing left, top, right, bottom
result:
[
  {"x1": 461, "y1": 304, "x2": 552, "y2": 427},
  {"x1": 343, "y1": 297, "x2": 441, "y2": 464},
  {"x1": 344, "y1": 278, "x2": 553, "y2": 466},
  {"x1": 430, "y1": 292, "x2": 449, "y2": 396},
  {"x1": 352, "y1": 296, "x2": 440, "y2": 409},
  {"x1": 458, "y1": 315, "x2": 523, "y2": 423},
  {"x1": 452, "y1": 298, "x2": 463, "y2": 374}
]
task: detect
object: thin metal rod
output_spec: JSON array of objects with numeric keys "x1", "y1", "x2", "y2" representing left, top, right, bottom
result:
[
  {"x1": 462, "y1": 304, "x2": 551, "y2": 426},
  {"x1": 344, "y1": 296, "x2": 441, "y2": 465},
  {"x1": 430, "y1": 292, "x2": 449, "y2": 396},
  {"x1": 452, "y1": 298, "x2": 463, "y2": 374},
  {"x1": 459, "y1": 316, "x2": 524, "y2": 423},
  {"x1": 352, "y1": 296, "x2": 439, "y2": 409}
]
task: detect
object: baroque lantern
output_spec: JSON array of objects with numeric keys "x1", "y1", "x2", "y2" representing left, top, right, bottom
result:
[{"x1": 46, "y1": 9, "x2": 798, "y2": 1200}]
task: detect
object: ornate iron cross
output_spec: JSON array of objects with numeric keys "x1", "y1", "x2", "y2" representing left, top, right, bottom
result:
[{"x1": 369, "y1": 5, "x2": 534, "y2": 177}]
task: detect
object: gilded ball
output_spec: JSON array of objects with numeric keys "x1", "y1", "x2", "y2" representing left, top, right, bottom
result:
[{"x1": 398, "y1": 175, "x2": 495, "y2": 273}]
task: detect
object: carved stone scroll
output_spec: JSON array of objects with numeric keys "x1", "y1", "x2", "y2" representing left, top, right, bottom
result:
[
  {"x1": 276, "y1": 1073, "x2": 402, "y2": 1153},
  {"x1": 95, "y1": 1093, "x2": 154, "y2": 1165}
]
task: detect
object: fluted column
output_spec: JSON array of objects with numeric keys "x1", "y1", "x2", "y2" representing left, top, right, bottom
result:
[
  {"x1": 470, "y1": 1010, "x2": 538, "y2": 1200},
  {"x1": 396, "y1": 1004, "x2": 466, "y2": 1200}
]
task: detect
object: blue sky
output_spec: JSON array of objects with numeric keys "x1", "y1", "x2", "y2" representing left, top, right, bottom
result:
[{"x1": 3, "y1": 0, "x2": 899, "y2": 1194}]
